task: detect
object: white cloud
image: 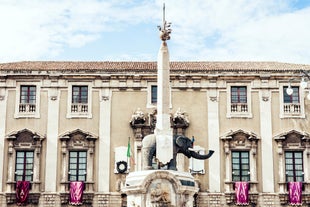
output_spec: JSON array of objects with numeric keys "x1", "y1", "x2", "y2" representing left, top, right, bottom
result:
[
  {"x1": 0, "y1": 0, "x2": 309, "y2": 64},
  {"x1": 0, "y1": 0, "x2": 157, "y2": 62},
  {"x1": 165, "y1": 0, "x2": 310, "y2": 63}
]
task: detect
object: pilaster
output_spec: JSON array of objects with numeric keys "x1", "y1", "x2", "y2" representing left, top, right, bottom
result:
[
  {"x1": 0, "y1": 88, "x2": 6, "y2": 191},
  {"x1": 259, "y1": 90, "x2": 275, "y2": 192},
  {"x1": 45, "y1": 88, "x2": 60, "y2": 192},
  {"x1": 98, "y1": 89, "x2": 112, "y2": 192},
  {"x1": 207, "y1": 89, "x2": 220, "y2": 192}
]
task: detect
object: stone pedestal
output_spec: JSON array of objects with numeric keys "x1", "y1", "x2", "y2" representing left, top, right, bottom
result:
[{"x1": 123, "y1": 170, "x2": 199, "y2": 207}]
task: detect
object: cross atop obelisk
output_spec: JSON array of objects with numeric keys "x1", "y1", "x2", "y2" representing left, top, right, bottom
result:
[{"x1": 155, "y1": 3, "x2": 173, "y2": 165}]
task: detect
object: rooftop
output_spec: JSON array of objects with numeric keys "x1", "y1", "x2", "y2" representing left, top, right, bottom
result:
[{"x1": 0, "y1": 61, "x2": 310, "y2": 72}]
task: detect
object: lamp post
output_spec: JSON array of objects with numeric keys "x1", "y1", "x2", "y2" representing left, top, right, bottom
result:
[{"x1": 286, "y1": 70, "x2": 310, "y2": 100}]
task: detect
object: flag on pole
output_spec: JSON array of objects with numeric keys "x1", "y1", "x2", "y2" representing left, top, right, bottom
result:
[
  {"x1": 127, "y1": 137, "x2": 131, "y2": 157},
  {"x1": 127, "y1": 137, "x2": 135, "y2": 165}
]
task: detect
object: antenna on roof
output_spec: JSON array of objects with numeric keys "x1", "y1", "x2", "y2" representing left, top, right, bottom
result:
[{"x1": 157, "y1": 2, "x2": 172, "y2": 41}]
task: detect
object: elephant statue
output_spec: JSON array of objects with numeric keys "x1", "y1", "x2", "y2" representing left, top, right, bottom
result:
[{"x1": 142, "y1": 134, "x2": 214, "y2": 170}]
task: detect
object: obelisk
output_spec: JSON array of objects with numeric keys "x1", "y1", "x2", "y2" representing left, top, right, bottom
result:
[{"x1": 155, "y1": 3, "x2": 173, "y2": 165}]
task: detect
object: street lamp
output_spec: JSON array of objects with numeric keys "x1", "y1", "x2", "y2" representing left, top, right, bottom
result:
[{"x1": 286, "y1": 70, "x2": 310, "y2": 100}]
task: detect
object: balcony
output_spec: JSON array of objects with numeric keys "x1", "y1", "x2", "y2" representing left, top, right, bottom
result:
[
  {"x1": 283, "y1": 103, "x2": 301, "y2": 114},
  {"x1": 71, "y1": 103, "x2": 88, "y2": 113},
  {"x1": 19, "y1": 103, "x2": 36, "y2": 113},
  {"x1": 231, "y1": 103, "x2": 248, "y2": 113}
]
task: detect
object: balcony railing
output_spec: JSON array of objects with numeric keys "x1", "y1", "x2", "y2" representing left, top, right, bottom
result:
[
  {"x1": 231, "y1": 103, "x2": 248, "y2": 113},
  {"x1": 283, "y1": 103, "x2": 301, "y2": 114},
  {"x1": 71, "y1": 103, "x2": 88, "y2": 113},
  {"x1": 19, "y1": 103, "x2": 36, "y2": 113}
]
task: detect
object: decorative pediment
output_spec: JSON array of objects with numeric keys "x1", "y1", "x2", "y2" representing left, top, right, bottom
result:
[
  {"x1": 221, "y1": 129, "x2": 259, "y2": 149},
  {"x1": 221, "y1": 129, "x2": 259, "y2": 141},
  {"x1": 59, "y1": 129, "x2": 98, "y2": 141},
  {"x1": 6, "y1": 128, "x2": 45, "y2": 146},
  {"x1": 274, "y1": 130, "x2": 310, "y2": 148},
  {"x1": 59, "y1": 129, "x2": 98, "y2": 151}
]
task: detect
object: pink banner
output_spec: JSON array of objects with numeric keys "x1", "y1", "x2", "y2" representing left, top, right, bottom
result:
[
  {"x1": 288, "y1": 182, "x2": 302, "y2": 205},
  {"x1": 235, "y1": 182, "x2": 249, "y2": 205},
  {"x1": 16, "y1": 181, "x2": 30, "y2": 205},
  {"x1": 69, "y1": 181, "x2": 84, "y2": 205}
]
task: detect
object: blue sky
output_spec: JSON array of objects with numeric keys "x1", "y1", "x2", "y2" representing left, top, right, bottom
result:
[{"x1": 1, "y1": 0, "x2": 310, "y2": 64}]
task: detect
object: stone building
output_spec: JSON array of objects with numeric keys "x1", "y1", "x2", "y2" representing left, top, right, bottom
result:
[{"x1": 0, "y1": 61, "x2": 309, "y2": 206}]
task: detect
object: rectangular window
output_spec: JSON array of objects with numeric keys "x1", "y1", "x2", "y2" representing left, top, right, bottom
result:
[
  {"x1": 232, "y1": 151, "x2": 250, "y2": 182},
  {"x1": 283, "y1": 86, "x2": 301, "y2": 114},
  {"x1": 151, "y1": 85, "x2": 157, "y2": 104},
  {"x1": 71, "y1": 86, "x2": 88, "y2": 113},
  {"x1": 15, "y1": 151, "x2": 34, "y2": 181},
  {"x1": 230, "y1": 86, "x2": 248, "y2": 113},
  {"x1": 69, "y1": 151, "x2": 87, "y2": 182},
  {"x1": 285, "y1": 151, "x2": 304, "y2": 182},
  {"x1": 231, "y1": 86, "x2": 247, "y2": 103},
  {"x1": 72, "y1": 86, "x2": 88, "y2": 103},
  {"x1": 19, "y1": 86, "x2": 36, "y2": 112},
  {"x1": 283, "y1": 86, "x2": 300, "y2": 103}
]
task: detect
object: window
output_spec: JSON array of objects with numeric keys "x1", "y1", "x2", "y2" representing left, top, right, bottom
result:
[
  {"x1": 15, "y1": 151, "x2": 34, "y2": 181},
  {"x1": 151, "y1": 85, "x2": 157, "y2": 104},
  {"x1": 69, "y1": 151, "x2": 87, "y2": 182},
  {"x1": 232, "y1": 151, "x2": 250, "y2": 182},
  {"x1": 67, "y1": 83, "x2": 92, "y2": 118},
  {"x1": 15, "y1": 83, "x2": 40, "y2": 118},
  {"x1": 226, "y1": 84, "x2": 252, "y2": 118},
  {"x1": 285, "y1": 151, "x2": 304, "y2": 182},
  {"x1": 231, "y1": 86, "x2": 247, "y2": 113},
  {"x1": 283, "y1": 86, "x2": 301, "y2": 114},
  {"x1": 71, "y1": 86, "x2": 88, "y2": 113},
  {"x1": 19, "y1": 85, "x2": 36, "y2": 113}
]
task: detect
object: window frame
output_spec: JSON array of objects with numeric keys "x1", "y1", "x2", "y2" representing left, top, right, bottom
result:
[
  {"x1": 226, "y1": 83, "x2": 252, "y2": 118},
  {"x1": 68, "y1": 151, "x2": 87, "y2": 182},
  {"x1": 231, "y1": 151, "x2": 250, "y2": 182},
  {"x1": 15, "y1": 83, "x2": 41, "y2": 118},
  {"x1": 15, "y1": 151, "x2": 34, "y2": 182},
  {"x1": 279, "y1": 84, "x2": 305, "y2": 118},
  {"x1": 285, "y1": 151, "x2": 304, "y2": 182},
  {"x1": 67, "y1": 82, "x2": 92, "y2": 118}
]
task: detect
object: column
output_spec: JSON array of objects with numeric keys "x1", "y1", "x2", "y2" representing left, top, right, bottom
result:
[
  {"x1": 45, "y1": 88, "x2": 60, "y2": 192},
  {"x1": 98, "y1": 89, "x2": 111, "y2": 192},
  {"x1": 207, "y1": 89, "x2": 220, "y2": 192},
  {"x1": 155, "y1": 41, "x2": 173, "y2": 164},
  {"x1": 0, "y1": 88, "x2": 7, "y2": 191},
  {"x1": 259, "y1": 90, "x2": 274, "y2": 192}
]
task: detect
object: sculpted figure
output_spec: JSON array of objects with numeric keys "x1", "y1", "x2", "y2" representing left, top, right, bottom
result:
[{"x1": 142, "y1": 134, "x2": 214, "y2": 170}]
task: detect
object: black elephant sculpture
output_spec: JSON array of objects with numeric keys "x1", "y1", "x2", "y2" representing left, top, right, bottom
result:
[{"x1": 142, "y1": 134, "x2": 214, "y2": 170}]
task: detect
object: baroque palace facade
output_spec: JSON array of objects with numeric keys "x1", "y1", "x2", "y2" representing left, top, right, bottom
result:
[{"x1": 0, "y1": 61, "x2": 309, "y2": 207}]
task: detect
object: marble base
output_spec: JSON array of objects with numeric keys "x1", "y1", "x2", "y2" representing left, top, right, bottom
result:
[{"x1": 123, "y1": 170, "x2": 199, "y2": 207}]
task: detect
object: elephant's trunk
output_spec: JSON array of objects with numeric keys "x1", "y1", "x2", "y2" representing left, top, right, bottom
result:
[{"x1": 190, "y1": 150, "x2": 214, "y2": 159}]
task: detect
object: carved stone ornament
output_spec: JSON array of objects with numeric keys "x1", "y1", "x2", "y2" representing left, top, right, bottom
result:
[
  {"x1": 6, "y1": 128, "x2": 45, "y2": 149},
  {"x1": 59, "y1": 129, "x2": 98, "y2": 150},
  {"x1": 172, "y1": 108, "x2": 190, "y2": 127},
  {"x1": 130, "y1": 108, "x2": 146, "y2": 126},
  {"x1": 274, "y1": 129, "x2": 310, "y2": 149}
]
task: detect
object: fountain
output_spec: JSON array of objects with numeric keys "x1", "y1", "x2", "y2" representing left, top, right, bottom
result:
[{"x1": 123, "y1": 4, "x2": 213, "y2": 207}]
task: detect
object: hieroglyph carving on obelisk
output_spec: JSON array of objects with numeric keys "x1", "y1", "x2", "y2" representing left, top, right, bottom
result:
[{"x1": 155, "y1": 3, "x2": 173, "y2": 165}]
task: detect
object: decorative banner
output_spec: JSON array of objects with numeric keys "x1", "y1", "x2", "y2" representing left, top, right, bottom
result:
[
  {"x1": 16, "y1": 181, "x2": 30, "y2": 205},
  {"x1": 235, "y1": 182, "x2": 249, "y2": 205},
  {"x1": 69, "y1": 181, "x2": 84, "y2": 205},
  {"x1": 288, "y1": 182, "x2": 302, "y2": 205}
]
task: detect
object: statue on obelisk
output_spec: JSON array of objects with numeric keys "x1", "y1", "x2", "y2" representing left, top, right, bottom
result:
[{"x1": 155, "y1": 3, "x2": 173, "y2": 165}]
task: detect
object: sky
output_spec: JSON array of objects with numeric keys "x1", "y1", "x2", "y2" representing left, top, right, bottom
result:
[{"x1": 1, "y1": 0, "x2": 310, "y2": 64}]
